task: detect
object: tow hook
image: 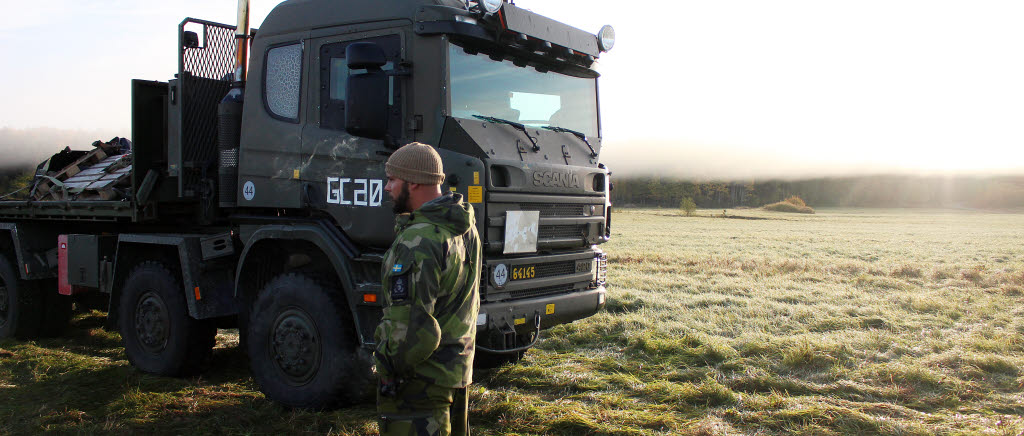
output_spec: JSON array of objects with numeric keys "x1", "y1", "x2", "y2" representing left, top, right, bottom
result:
[{"x1": 477, "y1": 312, "x2": 543, "y2": 354}]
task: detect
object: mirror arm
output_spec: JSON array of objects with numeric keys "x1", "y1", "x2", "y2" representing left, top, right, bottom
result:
[
  {"x1": 383, "y1": 134, "x2": 401, "y2": 150},
  {"x1": 385, "y1": 61, "x2": 414, "y2": 77}
]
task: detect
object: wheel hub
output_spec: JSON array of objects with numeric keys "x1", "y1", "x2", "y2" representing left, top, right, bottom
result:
[
  {"x1": 134, "y1": 291, "x2": 170, "y2": 353},
  {"x1": 271, "y1": 308, "x2": 321, "y2": 385}
]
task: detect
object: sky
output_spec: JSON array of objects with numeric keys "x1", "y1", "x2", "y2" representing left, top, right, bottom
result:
[{"x1": 1, "y1": 0, "x2": 1023, "y2": 178}]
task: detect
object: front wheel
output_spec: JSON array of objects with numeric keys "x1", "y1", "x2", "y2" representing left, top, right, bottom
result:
[
  {"x1": 118, "y1": 261, "x2": 216, "y2": 376},
  {"x1": 247, "y1": 273, "x2": 372, "y2": 409}
]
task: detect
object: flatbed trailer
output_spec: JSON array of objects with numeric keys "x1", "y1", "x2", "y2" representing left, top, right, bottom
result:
[{"x1": 0, "y1": 200, "x2": 135, "y2": 221}]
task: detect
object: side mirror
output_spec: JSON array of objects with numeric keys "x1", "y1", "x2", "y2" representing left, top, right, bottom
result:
[{"x1": 345, "y1": 42, "x2": 389, "y2": 139}]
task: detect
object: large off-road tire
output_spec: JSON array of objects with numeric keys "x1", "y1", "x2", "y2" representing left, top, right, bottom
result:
[
  {"x1": 247, "y1": 273, "x2": 372, "y2": 409},
  {"x1": 118, "y1": 261, "x2": 216, "y2": 376},
  {"x1": 0, "y1": 255, "x2": 42, "y2": 339}
]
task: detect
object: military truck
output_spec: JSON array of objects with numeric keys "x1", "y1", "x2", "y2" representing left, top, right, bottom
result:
[{"x1": 0, "y1": 0, "x2": 613, "y2": 408}]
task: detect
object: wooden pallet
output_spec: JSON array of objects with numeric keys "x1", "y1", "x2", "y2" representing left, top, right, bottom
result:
[
  {"x1": 64, "y1": 154, "x2": 132, "y2": 201},
  {"x1": 35, "y1": 152, "x2": 135, "y2": 201},
  {"x1": 33, "y1": 148, "x2": 109, "y2": 200}
]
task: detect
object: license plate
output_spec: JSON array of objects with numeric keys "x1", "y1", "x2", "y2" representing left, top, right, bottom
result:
[{"x1": 511, "y1": 265, "x2": 536, "y2": 281}]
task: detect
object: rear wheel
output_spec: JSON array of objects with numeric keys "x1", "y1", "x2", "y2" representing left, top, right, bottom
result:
[
  {"x1": 0, "y1": 255, "x2": 42, "y2": 339},
  {"x1": 118, "y1": 261, "x2": 216, "y2": 376},
  {"x1": 247, "y1": 273, "x2": 372, "y2": 409}
]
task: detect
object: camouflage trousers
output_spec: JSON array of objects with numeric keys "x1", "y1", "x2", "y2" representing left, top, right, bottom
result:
[{"x1": 378, "y1": 379, "x2": 469, "y2": 436}]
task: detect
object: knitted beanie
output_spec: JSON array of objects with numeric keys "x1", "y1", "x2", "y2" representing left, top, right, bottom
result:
[{"x1": 385, "y1": 142, "x2": 445, "y2": 185}]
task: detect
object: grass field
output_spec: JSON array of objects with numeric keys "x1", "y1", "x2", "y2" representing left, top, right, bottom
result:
[{"x1": 2, "y1": 208, "x2": 1023, "y2": 434}]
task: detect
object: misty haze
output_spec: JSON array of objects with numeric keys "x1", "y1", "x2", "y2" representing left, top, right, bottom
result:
[{"x1": 0, "y1": 127, "x2": 122, "y2": 171}]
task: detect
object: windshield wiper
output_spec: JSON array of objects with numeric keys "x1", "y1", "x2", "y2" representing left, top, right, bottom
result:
[
  {"x1": 473, "y1": 115, "x2": 539, "y2": 151},
  {"x1": 543, "y1": 125, "x2": 597, "y2": 157}
]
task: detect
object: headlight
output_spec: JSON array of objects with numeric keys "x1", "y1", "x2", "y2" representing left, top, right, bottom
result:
[
  {"x1": 480, "y1": 0, "x2": 502, "y2": 14},
  {"x1": 598, "y1": 25, "x2": 615, "y2": 52}
]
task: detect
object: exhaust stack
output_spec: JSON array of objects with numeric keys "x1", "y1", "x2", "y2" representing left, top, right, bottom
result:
[
  {"x1": 234, "y1": 0, "x2": 251, "y2": 82},
  {"x1": 218, "y1": 0, "x2": 251, "y2": 208}
]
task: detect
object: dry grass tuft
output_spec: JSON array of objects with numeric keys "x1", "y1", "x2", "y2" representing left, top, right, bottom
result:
[
  {"x1": 763, "y1": 196, "x2": 815, "y2": 214},
  {"x1": 763, "y1": 202, "x2": 816, "y2": 214},
  {"x1": 891, "y1": 265, "x2": 923, "y2": 279}
]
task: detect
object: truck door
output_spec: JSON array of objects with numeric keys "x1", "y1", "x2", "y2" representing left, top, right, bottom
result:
[
  {"x1": 238, "y1": 34, "x2": 310, "y2": 208},
  {"x1": 302, "y1": 32, "x2": 404, "y2": 249}
]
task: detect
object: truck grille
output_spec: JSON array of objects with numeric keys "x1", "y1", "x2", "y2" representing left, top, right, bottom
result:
[
  {"x1": 480, "y1": 257, "x2": 594, "y2": 302},
  {"x1": 519, "y1": 203, "x2": 589, "y2": 217},
  {"x1": 485, "y1": 193, "x2": 606, "y2": 253},
  {"x1": 509, "y1": 283, "x2": 575, "y2": 300},
  {"x1": 535, "y1": 260, "x2": 577, "y2": 278},
  {"x1": 538, "y1": 225, "x2": 587, "y2": 240}
]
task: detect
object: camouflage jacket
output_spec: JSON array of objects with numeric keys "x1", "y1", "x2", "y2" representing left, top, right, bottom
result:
[{"x1": 374, "y1": 193, "x2": 481, "y2": 388}]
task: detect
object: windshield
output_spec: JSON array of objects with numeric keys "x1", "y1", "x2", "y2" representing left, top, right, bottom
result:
[{"x1": 448, "y1": 43, "x2": 600, "y2": 138}]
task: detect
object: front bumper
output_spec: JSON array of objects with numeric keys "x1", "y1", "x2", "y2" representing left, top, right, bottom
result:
[{"x1": 477, "y1": 285, "x2": 606, "y2": 335}]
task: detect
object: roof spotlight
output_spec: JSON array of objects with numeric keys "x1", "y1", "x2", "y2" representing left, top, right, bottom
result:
[
  {"x1": 480, "y1": 0, "x2": 503, "y2": 14},
  {"x1": 598, "y1": 25, "x2": 616, "y2": 52}
]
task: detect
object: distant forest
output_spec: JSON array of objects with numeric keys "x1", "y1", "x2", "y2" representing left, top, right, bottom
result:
[
  {"x1": 5, "y1": 163, "x2": 1024, "y2": 209},
  {"x1": 611, "y1": 175, "x2": 1024, "y2": 209},
  {"x1": 0, "y1": 168, "x2": 34, "y2": 199}
]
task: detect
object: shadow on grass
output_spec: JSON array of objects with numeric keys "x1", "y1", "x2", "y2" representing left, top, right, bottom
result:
[
  {"x1": 0, "y1": 308, "x2": 391, "y2": 434},
  {"x1": 1, "y1": 331, "x2": 383, "y2": 435}
]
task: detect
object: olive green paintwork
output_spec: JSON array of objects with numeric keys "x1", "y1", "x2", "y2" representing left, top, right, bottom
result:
[{"x1": 236, "y1": 0, "x2": 609, "y2": 250}]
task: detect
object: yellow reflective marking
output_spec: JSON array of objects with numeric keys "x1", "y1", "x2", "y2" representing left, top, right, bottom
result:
[
  {"x1": 473, "y1": 172, "x2": 480, "y2": 185},
  {"x1": 514, "y1": 318, "x2": 526, "y2": 326},
  {"x1": 450, "y1": 187, "x2": 457, "y2": 192},
  {"x1": 545, "y1": 304, "x2": 555, "y2": 315},
  {"x1": 468, "y1": 186, "x2": 483, "y2": 203},
  {"x1": 293, "y1": 169, "x2": 300, "y2": 179}
]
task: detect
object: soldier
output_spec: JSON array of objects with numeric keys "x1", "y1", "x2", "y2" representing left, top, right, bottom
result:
[{"x1": 375, "y1": 142, "x2": 482, "y2": 436}]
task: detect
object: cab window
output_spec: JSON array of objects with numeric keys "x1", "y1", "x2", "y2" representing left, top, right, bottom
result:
[
  {"x1": 264, "y1": 42, "x2": 303, "y2": 122},
  {"x1": 320, "y1": 35, "x2": 401, "y2": 132}
]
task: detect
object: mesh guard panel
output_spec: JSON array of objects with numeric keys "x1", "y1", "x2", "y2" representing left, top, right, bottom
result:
[{"x1": 179, "y1": 19, "x2": 237, "y2": 198}]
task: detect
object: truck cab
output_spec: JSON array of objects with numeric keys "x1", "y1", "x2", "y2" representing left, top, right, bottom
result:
[{"x1": 228, "y1": 0, "x2": 612, "y2": 401}]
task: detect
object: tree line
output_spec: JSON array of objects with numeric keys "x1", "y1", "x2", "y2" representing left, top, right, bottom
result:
[
  {"x1": 610, "y1": 175, "x2": 1024, "y2": 209},
  {"x1": 3, "y1": 163, "x2": 1023, "y2": 209}
]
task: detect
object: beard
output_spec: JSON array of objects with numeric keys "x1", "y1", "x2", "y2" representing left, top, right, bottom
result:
[{"x1": 392, "y1": 182, "x2": 411, "y2": 214}]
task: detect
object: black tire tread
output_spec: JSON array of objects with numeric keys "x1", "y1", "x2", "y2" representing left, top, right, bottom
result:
[
  {"x1": 120, "y1": 261, "x2": 216, "y2": 376},
  {"x1": 248, "y1": 273, "x2": 372, "y2": 409},
  {"x1": 0, "y1": 254, "x2": 42, "y2": 339}
]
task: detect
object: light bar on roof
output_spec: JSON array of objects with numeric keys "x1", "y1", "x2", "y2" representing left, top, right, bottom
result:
[
  {"x1": 598, "y1": 25, "x2": 615, "y2": 52},
  {"x1": 479, "y1": 0, "x2": 499, "y2": 14}
]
